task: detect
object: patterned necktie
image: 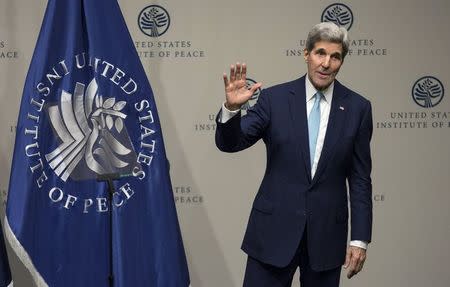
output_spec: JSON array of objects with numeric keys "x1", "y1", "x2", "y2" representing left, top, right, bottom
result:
[{"x1": 308, "y1": 92, "x2": 322, "y2": 168}]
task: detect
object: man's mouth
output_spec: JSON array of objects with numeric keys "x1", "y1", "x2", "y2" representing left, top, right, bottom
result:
[{"x1": 317, "y1": 71, "x2": 331, "y2": 79}]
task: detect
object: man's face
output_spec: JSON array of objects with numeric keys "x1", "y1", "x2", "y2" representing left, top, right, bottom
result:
[{"x1": 304, "y1": 41, "x2": 344, "y2": 91}]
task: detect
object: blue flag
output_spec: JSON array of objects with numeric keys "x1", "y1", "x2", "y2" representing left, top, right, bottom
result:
[
  {"x1": 0, "y1": 221, "x2": 12, "y2": 287},
  {"x1": 5, "y1": 0, "x2": 190, "y2": 286}
]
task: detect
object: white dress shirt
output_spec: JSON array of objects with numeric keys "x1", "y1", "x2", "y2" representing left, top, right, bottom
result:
[
  {"x1": 305, "y1": 75, "x2": 333, "y2": 179},
  {"x1": 219, "y1": 76, "x2": 368, "y2": 249}
]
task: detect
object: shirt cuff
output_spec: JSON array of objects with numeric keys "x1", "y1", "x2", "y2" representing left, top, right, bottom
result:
[
  {"x1": 349, "y1": 240, "x2": 368, "y2": 250},
  {"x1": 218, "y1": 102, "x2": 240, "y2": 123}
]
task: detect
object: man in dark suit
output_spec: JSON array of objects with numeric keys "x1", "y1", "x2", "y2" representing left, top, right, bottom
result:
[{"x1": 215, "y1": 22, "x2": 373, "y2": 287}]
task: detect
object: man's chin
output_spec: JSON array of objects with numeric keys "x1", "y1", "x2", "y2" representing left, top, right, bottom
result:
[{"x1": 312, "y1": 79, "x2": 333, "y2": 91}]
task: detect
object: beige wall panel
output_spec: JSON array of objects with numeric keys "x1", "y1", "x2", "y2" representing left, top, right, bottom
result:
[{"x1": 0, "y1": 0, "x2": 449, "y2": 286}]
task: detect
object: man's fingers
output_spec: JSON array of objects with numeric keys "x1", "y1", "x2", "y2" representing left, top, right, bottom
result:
[
  {"x1": 230, "y1": 65, "x2": 236, "y2": 82},
  {"x1": 346, "y1": 248, "x2": 366, "y2": 279},
  {"x1": 352, "y1": 248, "x2": 366, "y2": 272},
  {"x1": 235, "y1": 62, "x2": 242, "y2": 80},
  {"x1": 241, "y1": 63, "x2": 247, "y2": 81},
  {"x1": 344, "y1": 249, "x2": 351, "y2": 268},
  {"x1": 355, "y1": 253, "x2": 366, "y2": 273},
  {"x1": 356, "y1": 260, "x2": 364, "y2": 273},
  {"x1": 228, "y1": 62, "x2": 247, "y2": 82},
  {"x1": 347, "y1": 269, "x2": 356, "y2": 279},
  {"x1": 350, "y1": 256, "x2": 358, "y2": 269},
  {"x1": 223, "y1": 73, "x2": 229, "y2": 87},
  {"x1": 248, "y1": 82, "x2": 262, "y2": 94},
  {"x1": 347, "y1": 256, "x2": 357, "y2": 278}
]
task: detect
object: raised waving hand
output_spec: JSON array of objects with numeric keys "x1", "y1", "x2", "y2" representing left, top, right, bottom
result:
[{"x1": 223, "y1": 63, "x2": 262, "y2": 111}]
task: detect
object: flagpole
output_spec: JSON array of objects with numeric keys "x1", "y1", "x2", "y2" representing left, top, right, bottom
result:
[{"x1": 97, "y1": 173, "x2": 121, "y2": 287}]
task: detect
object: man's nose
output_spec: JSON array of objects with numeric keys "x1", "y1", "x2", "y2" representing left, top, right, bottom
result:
[{"x1": 321, "y1": 56, "x2": 330, "y2": 69}]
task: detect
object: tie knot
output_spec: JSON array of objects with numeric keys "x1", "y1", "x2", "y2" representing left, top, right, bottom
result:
[{"x1": 314, "y1": 91, "x2": 323, "y2": 103}]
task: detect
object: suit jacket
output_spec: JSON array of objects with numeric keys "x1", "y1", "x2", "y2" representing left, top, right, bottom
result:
[{"x1": 215, "y1": 75, "x2": 373, "y2": 271}]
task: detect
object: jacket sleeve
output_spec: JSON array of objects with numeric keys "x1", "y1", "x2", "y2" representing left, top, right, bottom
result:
[
  {"x1": 348, "y1": 100, "x2": 373, "y2": 243},
  {"x1": 215, "y1": 89, "x2": 271, "y2": 153}
]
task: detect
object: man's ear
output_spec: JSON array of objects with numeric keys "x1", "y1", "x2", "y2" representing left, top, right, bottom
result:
[{"x1": 303, "y1": 48, "x2": 309, "y2": 62}]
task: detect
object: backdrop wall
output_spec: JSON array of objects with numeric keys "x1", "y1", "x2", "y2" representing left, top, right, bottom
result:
[{"x1": 1, "y1": 0, "x2": 449, "y2": 286}]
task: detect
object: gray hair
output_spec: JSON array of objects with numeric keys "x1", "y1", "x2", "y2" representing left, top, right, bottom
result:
[{"x1": 305, "y1": 22, "x2": 350, "y2": 59}]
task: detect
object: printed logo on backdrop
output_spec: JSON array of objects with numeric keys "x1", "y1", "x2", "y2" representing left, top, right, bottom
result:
[
  {"x1": 321, "y1": 3, "x2": 353, "y2": 31},
  {"x1": 285, "y1": 3, "x2": 388, "y2": 57},
  {"x1": 194, "y1": 77, "x2": 261, "y2": 132},
  {"x1": 412, "y1": 76, "x2": 444, "y2": 108},
  {"x1": 173, "y1": 185, "x2": 203, "y2": 205},
  {"x1": 136, "y1": 5, "x2": 206, "y2": 59},
  {"x1": 138, "y1": 5, "x2": 171, "y2": 37},
  {"x1": 377, "y1": 75, "x2": 449, "y2": 129},
  {"x1": 241, "y1": 78, "x2": 262, "y2": 111},
  {"x1": 0, "y1": 41, "x2": 19, "y2": 60},
  {"x1": 373, "y1": 194, "x2": 385, "y2": 202},
  {"x1": 23, "y1": 53, "x2": 160, "y2": 212},
  {"x1": 168, "y1": 161, "x2": 203, "y2": 205}
]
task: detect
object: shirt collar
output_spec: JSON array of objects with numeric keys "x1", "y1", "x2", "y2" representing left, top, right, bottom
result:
[{"x1": 305, "y1": 74, "x2": 334, "y2": 104}]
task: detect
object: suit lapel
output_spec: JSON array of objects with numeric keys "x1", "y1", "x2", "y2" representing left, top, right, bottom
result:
[
  {"x1": 312, "y1": 80, "x2": 348, "y2": 184},
  {"x1": 288, "y1": 76, "x2": 312, "y2": 182}
]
